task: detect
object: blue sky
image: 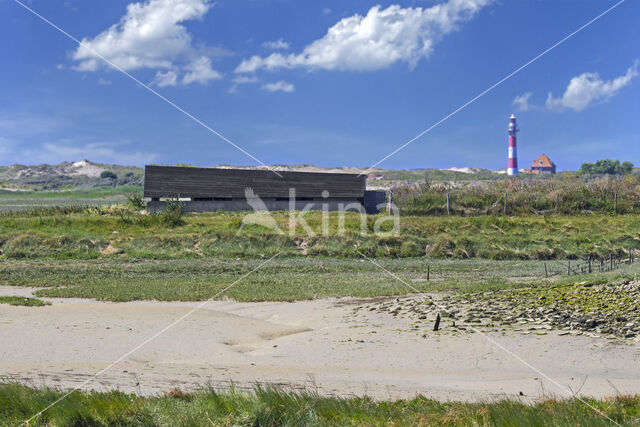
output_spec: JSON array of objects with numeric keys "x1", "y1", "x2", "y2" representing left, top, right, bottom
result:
[{"x1": 0, "y1": 0, "x2": 638, "y2": 171}]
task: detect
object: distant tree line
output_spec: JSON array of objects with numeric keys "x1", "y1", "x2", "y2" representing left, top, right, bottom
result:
[{"x1": 579, "y1": 159, "x2": 633, "y2": 175}]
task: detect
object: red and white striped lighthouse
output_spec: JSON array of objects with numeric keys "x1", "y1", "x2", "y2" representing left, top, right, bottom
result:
[{"x1": 507, "y1": 114, "x2": 519, "y2": 176}]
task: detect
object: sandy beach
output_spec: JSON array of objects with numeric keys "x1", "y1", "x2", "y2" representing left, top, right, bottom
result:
[{"x1": 1, "y1": 286, "x2": 639, "y2": 402}]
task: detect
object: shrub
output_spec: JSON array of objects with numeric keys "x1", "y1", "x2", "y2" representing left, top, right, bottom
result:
[
  {"x1": 162, "y1": 198, "x2": 184, "y2": 227},
  {"x1": 100, "y1": 170, "x2": 118, "y2": 180},
  {"x1": 116, "y1": 207, "x2": 134, "y2": 225},
  {"x1": 579, "y1": 159, "x2": 634, "y2": 175},
  {"x1": 126, "y1": 193, "x2": 146, "y2": 210}
]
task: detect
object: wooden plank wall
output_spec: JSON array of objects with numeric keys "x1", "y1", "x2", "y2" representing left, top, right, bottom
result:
[{"x1": 144, "y1": 166, "x2": 366, "y2": 199}]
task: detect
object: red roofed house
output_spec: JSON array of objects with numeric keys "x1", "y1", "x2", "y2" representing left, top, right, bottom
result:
[{"x1": 531, "y1": 154, "x2": 556, "y2": 174}]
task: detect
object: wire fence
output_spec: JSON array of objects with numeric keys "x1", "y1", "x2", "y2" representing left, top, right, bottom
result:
[
  {"x1": 419, "y1": 251, "x2": 636, "y2": 284},
  {"x1": 551, "y1": 250, "x2": 636, "y2": 276}
]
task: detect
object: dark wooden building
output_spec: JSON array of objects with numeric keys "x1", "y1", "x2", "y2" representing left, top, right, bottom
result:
[{"x1": 144, "y1": 166, "x2": 385, "y2": 213}]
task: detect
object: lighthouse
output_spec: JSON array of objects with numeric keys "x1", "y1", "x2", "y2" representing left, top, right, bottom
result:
[{"x1": 507, "y1": 114, "x2": 519, "y2": 176}]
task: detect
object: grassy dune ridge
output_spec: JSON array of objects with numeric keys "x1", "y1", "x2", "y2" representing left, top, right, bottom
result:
[
  {"x1": 1, "y1": 209, "x2": 639, "y2": 260},
  {"x1": 2, "y1": 383, "x2": 639, "y2": 426}
]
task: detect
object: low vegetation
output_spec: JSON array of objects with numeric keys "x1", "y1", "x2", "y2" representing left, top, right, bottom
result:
[
  {"x1": 2, "y1": 383, "x2": 639, "y2": 426},
  {"x1": 0, "y1": 296, "x2": 50, "y2": 307},
  {"x1": 1, "y1": 193, "x2": 637, "y2": 302},
  {"x1": 0, "y1": 258, "x2": 561, "y2": 302},
  {"x1": 0, "y1": 207, "x2": 638, "y2": 260},
  {"x1": 393, "y1": 174, "x2": 640, "y2": 216},
  {"x1": 126, "y1": 192, "x2": 146, "y2": 210},
  {"x1": 0, "y1": 188, "x2": 139, "y2": 213},
  {"x1": 0, "y1": 257, "x2": 634, "y2": 303}
]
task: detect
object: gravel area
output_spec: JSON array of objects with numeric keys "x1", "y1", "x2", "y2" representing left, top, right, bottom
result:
[{"x1": 355, "y1": 280, "x2": 640, "y2": 342}]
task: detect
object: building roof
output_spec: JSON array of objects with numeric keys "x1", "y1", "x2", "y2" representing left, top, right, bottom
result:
[
  {"x1": 143, "y1": 166, "x2": 366, "y2": 199},
  {"x1": 531, "y1": 153, "x2": 555, "y2": 168}
]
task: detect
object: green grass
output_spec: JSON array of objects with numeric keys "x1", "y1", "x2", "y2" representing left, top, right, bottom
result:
[
  {"x1": 0, "y1": 296, "x2": 50, "y2": 307},
  {"x1": 1, "y1": 210, "x2": 639, "y2": 260},
  {"x1": 2, "y1": 383, "x2": 639, "y2": 426},
  {"x1": 0, "y1": 257, "x2": 629, "y2": 302},
  {"x1": 0, "y1": 187, "x2": 140, "y2": 212},
  {"x1": 0, "y1": 187, "x2": 141, "y2": 199},
  {"x1": 1, "y1": 206, "x2": 637, "y2": 302}
]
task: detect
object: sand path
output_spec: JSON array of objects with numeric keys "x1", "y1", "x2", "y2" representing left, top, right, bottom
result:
[{"x1": 1, "y1": 287, "x2": 639, "y2": 401}]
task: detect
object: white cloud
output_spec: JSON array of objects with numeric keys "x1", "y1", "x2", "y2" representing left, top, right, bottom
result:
[
  {"x1": 512, "y1": 92, "x2": 532, "y2": 111},
  {"x1": 262, "y1": 39, "x2": 290, "y2": 50},
  {"x1": 41, "y1": 142, "x2": 158, "y2": 166},
  {"x1": 72, "y1": 0, "x2": 210, "y2": 71},
  {"x1": 546, "y1": 61, "x2": 638, "y2": 112},
  {"x1": 182, "y1": 56, "x2": 222, "y2": 84},
  {"x1": 228, "y1": 75, "x2": 260, "y2": 94},
  {"x1": 152, "y1": 69, "x2": 179, "y2": 87},
  {"x1": 262, "y1": 81, "x2": 295, "y2": 93},
  {"x1": 97, "y1": 77, "x2": 112, "y2": 86},
  {"x1": 322, "y1": 8, "x2": 332, "y2": 15},
  {"x1": 236, "y1": 0, "x2": 492, "y2": 73},
  {"x1": 233, "y1": 75, "x2": 259, "y2": 84},
  {"x1": 71, "y1": 0, "x2": 221, "y2": 86}
]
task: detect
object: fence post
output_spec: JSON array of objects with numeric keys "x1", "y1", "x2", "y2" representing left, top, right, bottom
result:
[
  {"x1": 614, "y1": 192, "x2": 618, "y2": 214},
  {"x1": 555, "y1": 193, "x2": 559, "y2": 214},
  {"x1": 629, "y1": 248, "x2": 632, "y2": 264},
  {"x1": 610, "y1": 253, "x2": 613, "y2": 270},
  {"x1": 588, "y1": 256, "x2": 591, "y2": 273},
  {"x1": 567, "y1": 260, "x2": 571, "y2": 275},
  {"x1": 503, "y1": 191, "x2": 508, "y2": 215},
  {"x1": 544, "y1": 262, "x2": 548, "y2": 278},
  {"x1": 427, "y1": 264, "x2": 430, "y2": 281},
  {"x1": 446, "y1": 192, "x2": 450, "y2": 216}
]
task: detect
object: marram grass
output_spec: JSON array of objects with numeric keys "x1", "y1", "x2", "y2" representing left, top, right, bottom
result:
[
  {"x1": 1, "y1": 210, "x2": 639, "y2": 260},
  {"x1": 2, "y1": 383, "x2": 639, "y2": 426}
]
